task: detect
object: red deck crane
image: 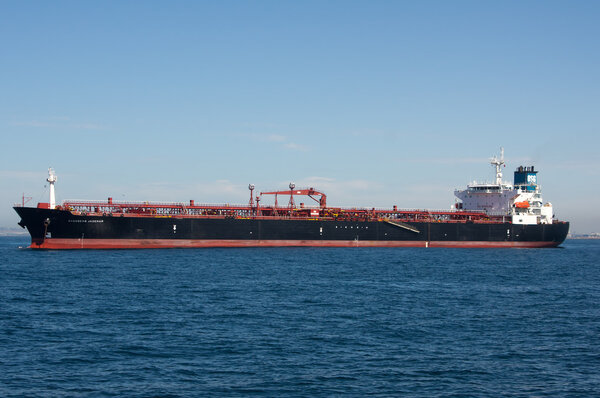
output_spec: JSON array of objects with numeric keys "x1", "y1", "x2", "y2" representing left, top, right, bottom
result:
[{"x1": 260, "y1": 186, "x2": 327, "y2": 209}]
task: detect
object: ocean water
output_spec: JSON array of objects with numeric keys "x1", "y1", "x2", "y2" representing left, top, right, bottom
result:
[{"x1": 1, "y1": 236, "x2": 599, "y2": 397}]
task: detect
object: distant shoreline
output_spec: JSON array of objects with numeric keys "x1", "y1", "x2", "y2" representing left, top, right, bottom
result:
[{"x1": 0, "y1": 231, "x2": 28, "y2": 237}]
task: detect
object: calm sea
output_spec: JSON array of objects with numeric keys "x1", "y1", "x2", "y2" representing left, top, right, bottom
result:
[{"x1": 1, "y1": 236, "x2": 599, "y2": 397}]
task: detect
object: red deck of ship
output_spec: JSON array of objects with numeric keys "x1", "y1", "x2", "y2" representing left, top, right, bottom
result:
[{"x1": 54, "y1": 198, "x2": 506, "y2": 224}]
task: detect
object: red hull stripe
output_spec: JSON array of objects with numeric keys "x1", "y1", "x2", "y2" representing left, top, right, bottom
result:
[{"x1": 30, "y1": 238, "x2": 561, "y2": 249}]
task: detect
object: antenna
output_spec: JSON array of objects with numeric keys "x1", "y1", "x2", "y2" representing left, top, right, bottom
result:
[{"x1": 490, "y1": 147, "x2": 505, "y2": 186}]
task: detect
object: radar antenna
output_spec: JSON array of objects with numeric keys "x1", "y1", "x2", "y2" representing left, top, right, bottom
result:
[{"x1": 490, "y1": 147, "x2": 505, "y2": 186}]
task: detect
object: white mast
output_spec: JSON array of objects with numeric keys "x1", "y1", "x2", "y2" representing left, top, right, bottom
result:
[
  {"x1": 490, "y1": 147, "x2": 505, "y2": 186},
  {"x1": 47, "y1": 168, "x2": 57, "y2": 209}
]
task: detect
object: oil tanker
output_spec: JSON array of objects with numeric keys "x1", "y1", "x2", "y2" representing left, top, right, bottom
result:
[{"x1": 14, "y1": 150, "x2": 569, "y2": 249}]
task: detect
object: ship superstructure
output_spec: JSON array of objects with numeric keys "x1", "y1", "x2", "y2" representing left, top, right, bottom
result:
[{"x1": 454, "y1": 148, "x2": 554, "y2": 225}]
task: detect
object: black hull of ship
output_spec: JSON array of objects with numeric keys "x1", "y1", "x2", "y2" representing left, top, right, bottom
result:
[{"x1": 14, "y1": 207, "x2": 570, "y2": 249}]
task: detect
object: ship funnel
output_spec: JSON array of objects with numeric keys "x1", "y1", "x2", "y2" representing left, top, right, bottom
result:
[{"x1": 514, "y1": 165, "x2": 538, "y2": 191}]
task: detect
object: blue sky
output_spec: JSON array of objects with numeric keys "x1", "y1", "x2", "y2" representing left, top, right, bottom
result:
[{"x1": 1, "y1": 1, "x2": 599, "y2": 233}]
